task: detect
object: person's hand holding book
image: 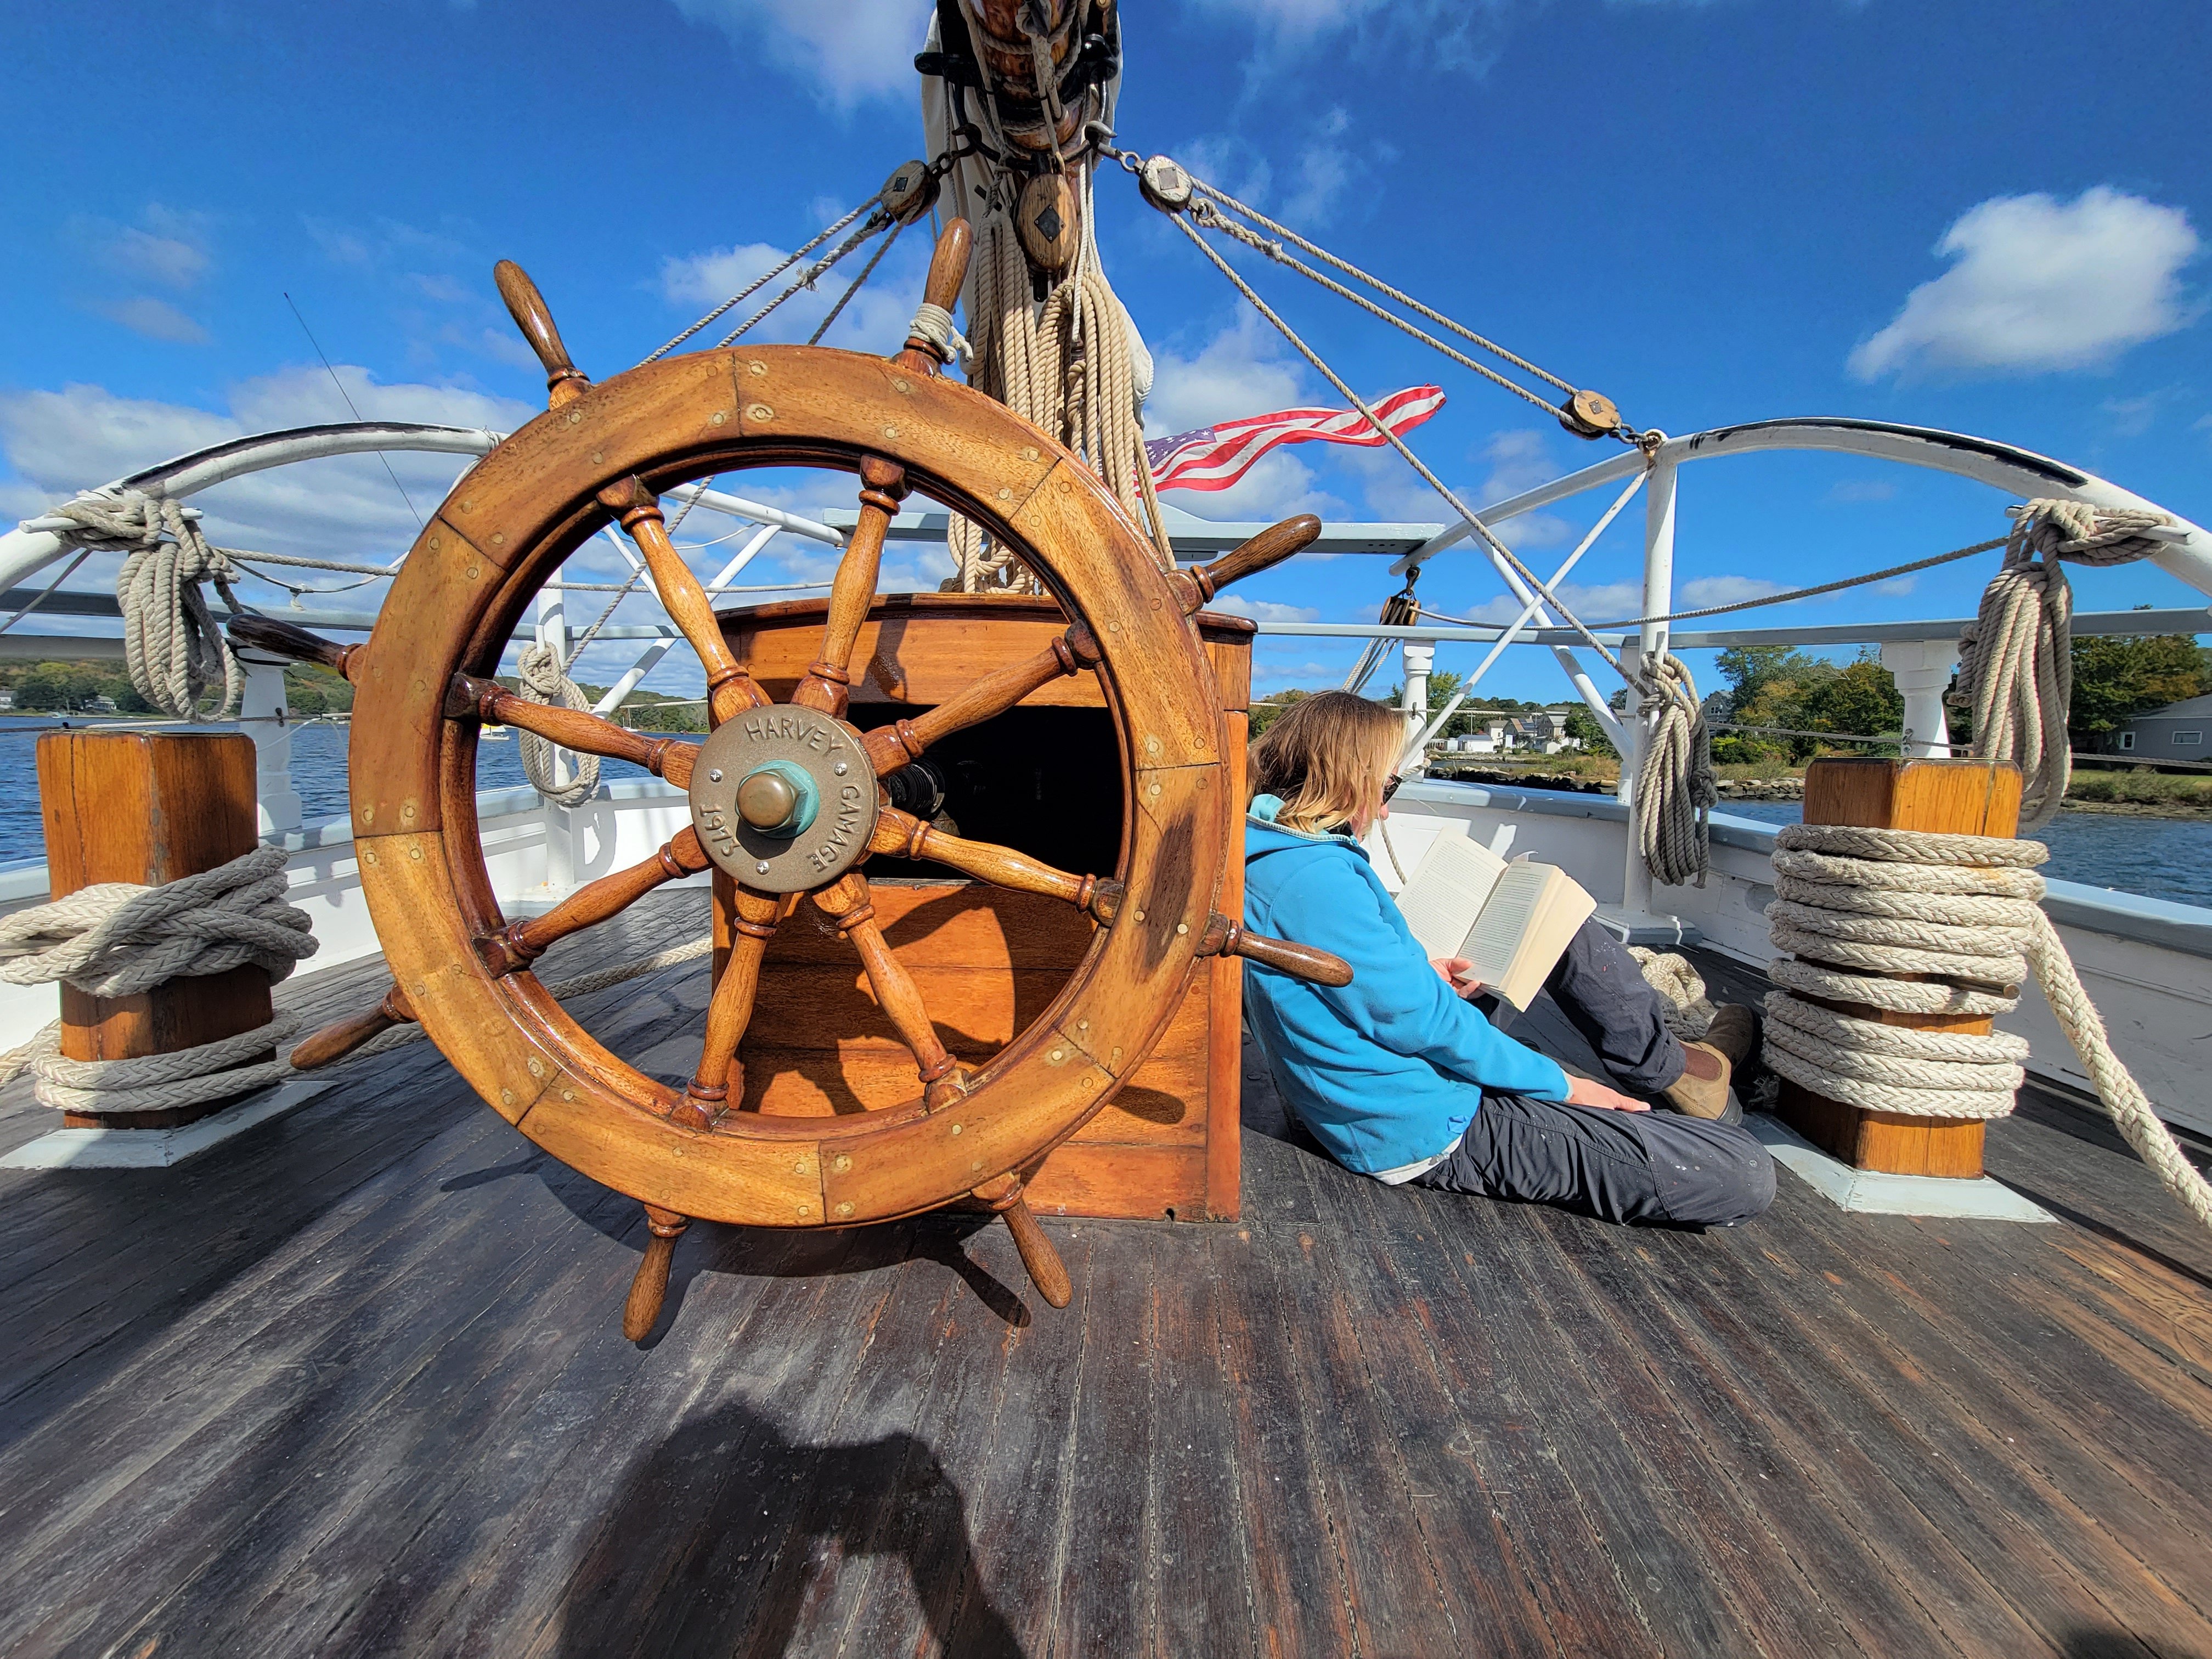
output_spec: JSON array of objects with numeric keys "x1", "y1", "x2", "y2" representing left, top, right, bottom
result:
[{"x1": 1430, "y1": 956, "x2": 1483, "y2": 999}]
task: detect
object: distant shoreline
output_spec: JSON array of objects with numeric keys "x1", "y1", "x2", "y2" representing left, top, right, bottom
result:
[{"x1": 1425, "y1": 762, "x2": 2212, "y2": 821}]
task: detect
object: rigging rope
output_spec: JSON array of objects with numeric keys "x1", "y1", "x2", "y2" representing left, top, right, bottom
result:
[
  {"x1": 1953, "y1": 499, "x2": 2168, "y2": 833},
  {"x1": 1762, "y1": 823, "x2": 2212, "y2": 1231},
  {"x1": 1163, "y1": 212, "x2": 1629, "y2": 678},
  {"x1": 1188, "y1": 199, "x2": 1602, "y2": 432},
  {"x1": 642, "y1": 199, "x2": 875, "y2": 364},
  {"x1": 1178, "y1": 173, "x2": 1612, "y2": 424}
]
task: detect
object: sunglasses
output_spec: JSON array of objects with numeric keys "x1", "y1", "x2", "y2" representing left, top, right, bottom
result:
[{"x1": 1381, "y1": 773, "x2": 1404, "y2": 805}]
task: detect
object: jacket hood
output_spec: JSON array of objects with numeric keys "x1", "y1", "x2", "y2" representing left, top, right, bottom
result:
[{"x1": 1245, "y1": 793, "x2": 1373, "y2": 866}]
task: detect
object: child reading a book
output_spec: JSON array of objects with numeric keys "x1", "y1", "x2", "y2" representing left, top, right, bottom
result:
[{"x1": 1241, "y1": 692, "x2": 1774, "y2": 1228}]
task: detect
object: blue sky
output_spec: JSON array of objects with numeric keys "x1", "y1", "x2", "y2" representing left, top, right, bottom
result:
[{"x1": 4, "y1": 0, "x2": 2208, "y2": 706}]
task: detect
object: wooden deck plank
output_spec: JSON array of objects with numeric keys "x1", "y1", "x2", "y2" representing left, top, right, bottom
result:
[
  {"x1": 1143, "y1": 1222, "x2": 1261, "y2": 1659},
  {"x1": 0, "y1": 898, "x2": 2205, "y2": 1657}
]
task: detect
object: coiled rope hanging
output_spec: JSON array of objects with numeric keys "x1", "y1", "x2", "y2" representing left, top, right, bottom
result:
[
  {"x1": 947, "y1": 190, "x2": 1165, "y2": 593},
  {"x1": 1762, "y1": 823, "x2": 2212, "y2": 1230},
  {"x1": 46, "y1": 489, "x2": 247, "y2": 719},
  {"x1": 1954, "y1": 498, "x2": 2169, "y2": 832},
  {"x1": 0, "y1": 845, "x2": 317, "y2": 1114},
  {"x1": 1632, "y1": 652, "x2": 1718, "y2": 888},
  {"x1": 514, "y1": 641, "x2": 600, "y2": 810}
]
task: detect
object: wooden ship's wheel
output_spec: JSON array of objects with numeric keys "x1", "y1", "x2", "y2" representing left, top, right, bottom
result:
[{"x1": 240, "y1": 222, "x2": 1344, "y2": 1337}]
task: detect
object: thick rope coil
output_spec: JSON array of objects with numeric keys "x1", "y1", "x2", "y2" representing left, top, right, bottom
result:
[
  {"x1": 514, "y1": 642, "x2": 600, "y2": 809},
  {"x1": 46, "y1": 489, "x2": 246, "y2": 719},
  {"x1": 0, "y1": 844, "x2": 318, "y2": 1115},
  {"x1": 1632, "y1": 652, "x2": 1718, "y2": 888},
  {"x1": 1953, "y1": 498, "x2": 2168, "y2": 832},
  {"x1": 0, "y1": 844, "x2": 314, "y2": 997},
  {"x1": 1764, "y1": 822, "x2": 2212, "y2": 1229},
  {"x1": 1628, "y1": 947, "x2": 1716, "y2": 1042},
  {"x1": 5, "y1": 1012, "x2": 303, "y2": 1114}
]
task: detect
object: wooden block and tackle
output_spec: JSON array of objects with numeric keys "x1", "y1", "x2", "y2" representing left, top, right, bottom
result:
[
  {"x1": 1777, "y1": 755, "x2": 2023, "y2": 1177},
  {"x1": 34, "y1": 730, "x2": 271, "y2": 1130}
]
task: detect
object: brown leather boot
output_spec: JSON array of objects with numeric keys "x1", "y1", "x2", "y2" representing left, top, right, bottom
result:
[{"x1": 1663, "y1": 1004, "x2": 1757, "y2": 1122}]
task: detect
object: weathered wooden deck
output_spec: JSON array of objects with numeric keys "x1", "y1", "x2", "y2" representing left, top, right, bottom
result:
[{"x1": 2, "y1": 889, "x2": 2208, "y2": 1657}]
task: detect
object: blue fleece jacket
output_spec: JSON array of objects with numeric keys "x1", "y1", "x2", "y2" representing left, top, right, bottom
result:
[{"x1": 1242, "y1": 796, "x2": 1571, "y2": 1181}]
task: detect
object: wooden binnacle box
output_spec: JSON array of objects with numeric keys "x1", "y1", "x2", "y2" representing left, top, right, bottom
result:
[{"x1": 714, "y1": 592, "x2": 1254, "y2": 1221}]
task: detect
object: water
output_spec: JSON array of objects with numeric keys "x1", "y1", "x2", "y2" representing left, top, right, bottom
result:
[
  {"x1": 1717, "y1": 798, "x2": 2212, "y2": 908},
  {"x1": 7, "y1": 718, "x2": 2210, "y2": 909},
  {"x1": 0, "y1": 716, "x2": 562, "y2": 862}
]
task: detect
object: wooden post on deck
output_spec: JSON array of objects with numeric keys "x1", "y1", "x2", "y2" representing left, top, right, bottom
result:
[
  {"x1": 1777, "y1": 756, "x2": 2022, "y2": 1177},
  {"x1": 35, "y1": 730, "x2": 272, "y2": 1130}
]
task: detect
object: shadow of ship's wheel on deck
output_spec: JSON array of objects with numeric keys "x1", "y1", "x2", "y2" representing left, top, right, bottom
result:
[{"x1": 247, "y1": 218, "x2": 1347, "y2": 1342}]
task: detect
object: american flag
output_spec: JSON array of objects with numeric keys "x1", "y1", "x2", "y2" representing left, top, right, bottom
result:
[{"x1": 1143, "y1": 385, "x2": 1446, "y2": 493}]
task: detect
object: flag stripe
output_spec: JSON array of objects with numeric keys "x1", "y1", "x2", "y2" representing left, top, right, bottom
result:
[{"x1": 1148, "y1": 386, "x2": 1445, "y2": 493}]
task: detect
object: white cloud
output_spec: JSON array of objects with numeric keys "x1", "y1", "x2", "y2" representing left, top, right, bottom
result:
[
  {"x1": 669, "y1": 0, "x2": 930, "y2": 108},
  {"x1": 93, "y1": 297, "x2": 209, "y2": 345},
  {"x1": 1872, "y1": 575, "x2": 1918, "y2": 597},
  {"x1": 0, "y1": 371, "x2": 535, "y2": 587},
  {"x1": 1206, "y1": 594, "x2": 1323, "y2": 624},
  {"x1": 1145, "y1": 311, "x2": 1311, "y2": 436},
  {"x1": 1192, "y1": 0, "x2": 1510, "y2": 74},
  {"x1": 1850, "y1": 188, "x2": 2202, "y2": 380}
]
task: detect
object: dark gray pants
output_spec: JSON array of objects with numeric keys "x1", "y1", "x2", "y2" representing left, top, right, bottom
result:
[{"x1": 1413, "y1": 921, "x2": 1776, "y2": 1228}]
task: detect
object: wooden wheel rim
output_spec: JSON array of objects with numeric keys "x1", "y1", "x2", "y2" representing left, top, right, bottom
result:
[{"x1": 348, "y1": 345, "x2": 1227, "y2": 1228}]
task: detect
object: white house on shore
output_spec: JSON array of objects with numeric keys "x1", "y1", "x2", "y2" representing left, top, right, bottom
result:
[{"x1": 1437, "y1": 709, "x2": 1580, "y2": 757}]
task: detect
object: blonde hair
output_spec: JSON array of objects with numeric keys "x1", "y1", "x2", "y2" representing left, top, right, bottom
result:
[{"x1": 1249, "y1": 692, "x2": 1406, "y2": 836}]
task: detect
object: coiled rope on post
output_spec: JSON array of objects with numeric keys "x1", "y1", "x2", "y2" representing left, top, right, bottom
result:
[
  {"x1": 514, "y1": 642, "x2": 600, "y2": 809},
  {"x1": 1632, "y1": 652, "x2": 1718, "y2": 888},
  {"x1": 1953, "y1": 499, "x2": 2169, "y2": 833},
  {"x1": 1762, "y1": 823, "x2": 2212, "y2": 1229},
  {"x1": 46, "y1": 489, "x2": 247, "y2": 719},
  {"x1": 0, "y1": 845, "x2": 318, "y2": 1115}
]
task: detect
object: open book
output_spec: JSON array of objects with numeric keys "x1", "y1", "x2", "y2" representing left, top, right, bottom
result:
[{"x1": 1395, "y1": 833, "x2": 1596, "y2": 1011}]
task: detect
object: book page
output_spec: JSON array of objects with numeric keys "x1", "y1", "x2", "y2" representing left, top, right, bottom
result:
[
  {"x1": 1466, "y1": 863, "x2": 1598, "y2": 1009},
  {"x1": 1460, "y1": 862, "x2": 1545, "y2": 992},
  {"x1": 1393, "y1": 832, "x2": 1509, "y2": 961}
]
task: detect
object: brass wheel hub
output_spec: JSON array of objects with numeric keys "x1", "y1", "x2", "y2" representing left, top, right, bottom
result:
[{"x1": 689, "y1": 705, "x2": 879, "y2": 893}]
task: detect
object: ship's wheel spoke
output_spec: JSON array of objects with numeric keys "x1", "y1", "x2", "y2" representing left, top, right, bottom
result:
[
  {"x1": 599, "y1": 475, "x2": 769, "y2": 726},
  {"x1": 447, "y1": 673, "x2": 701, "y2": 787},
  {"x1": 478, "y1": 830, "x2": 711, "y2": 976},
  {"x1": 866, "y1": 806, "x2": 1351, "y2": 985},
  {"x1": 792, "y1": 458, "x2": 908, "y2": 718},
  {"x1": 677, "y1": 884, "x2": 782, "y2": 1130},
  {"x1": 811, "y1": 872, "x2": 969, "y2": 1110},
  {"x1": 868, "y1": 807, "x2": 1118, "y2": 921},
  {"x1": 859, "y1": 625, "x2": 1103, "y2": 776}
]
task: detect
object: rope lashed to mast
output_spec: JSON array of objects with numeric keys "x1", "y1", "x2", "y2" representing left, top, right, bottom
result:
[{"x1": 1763, "y1": 823, "x2": 2212, "y2": 1229}]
